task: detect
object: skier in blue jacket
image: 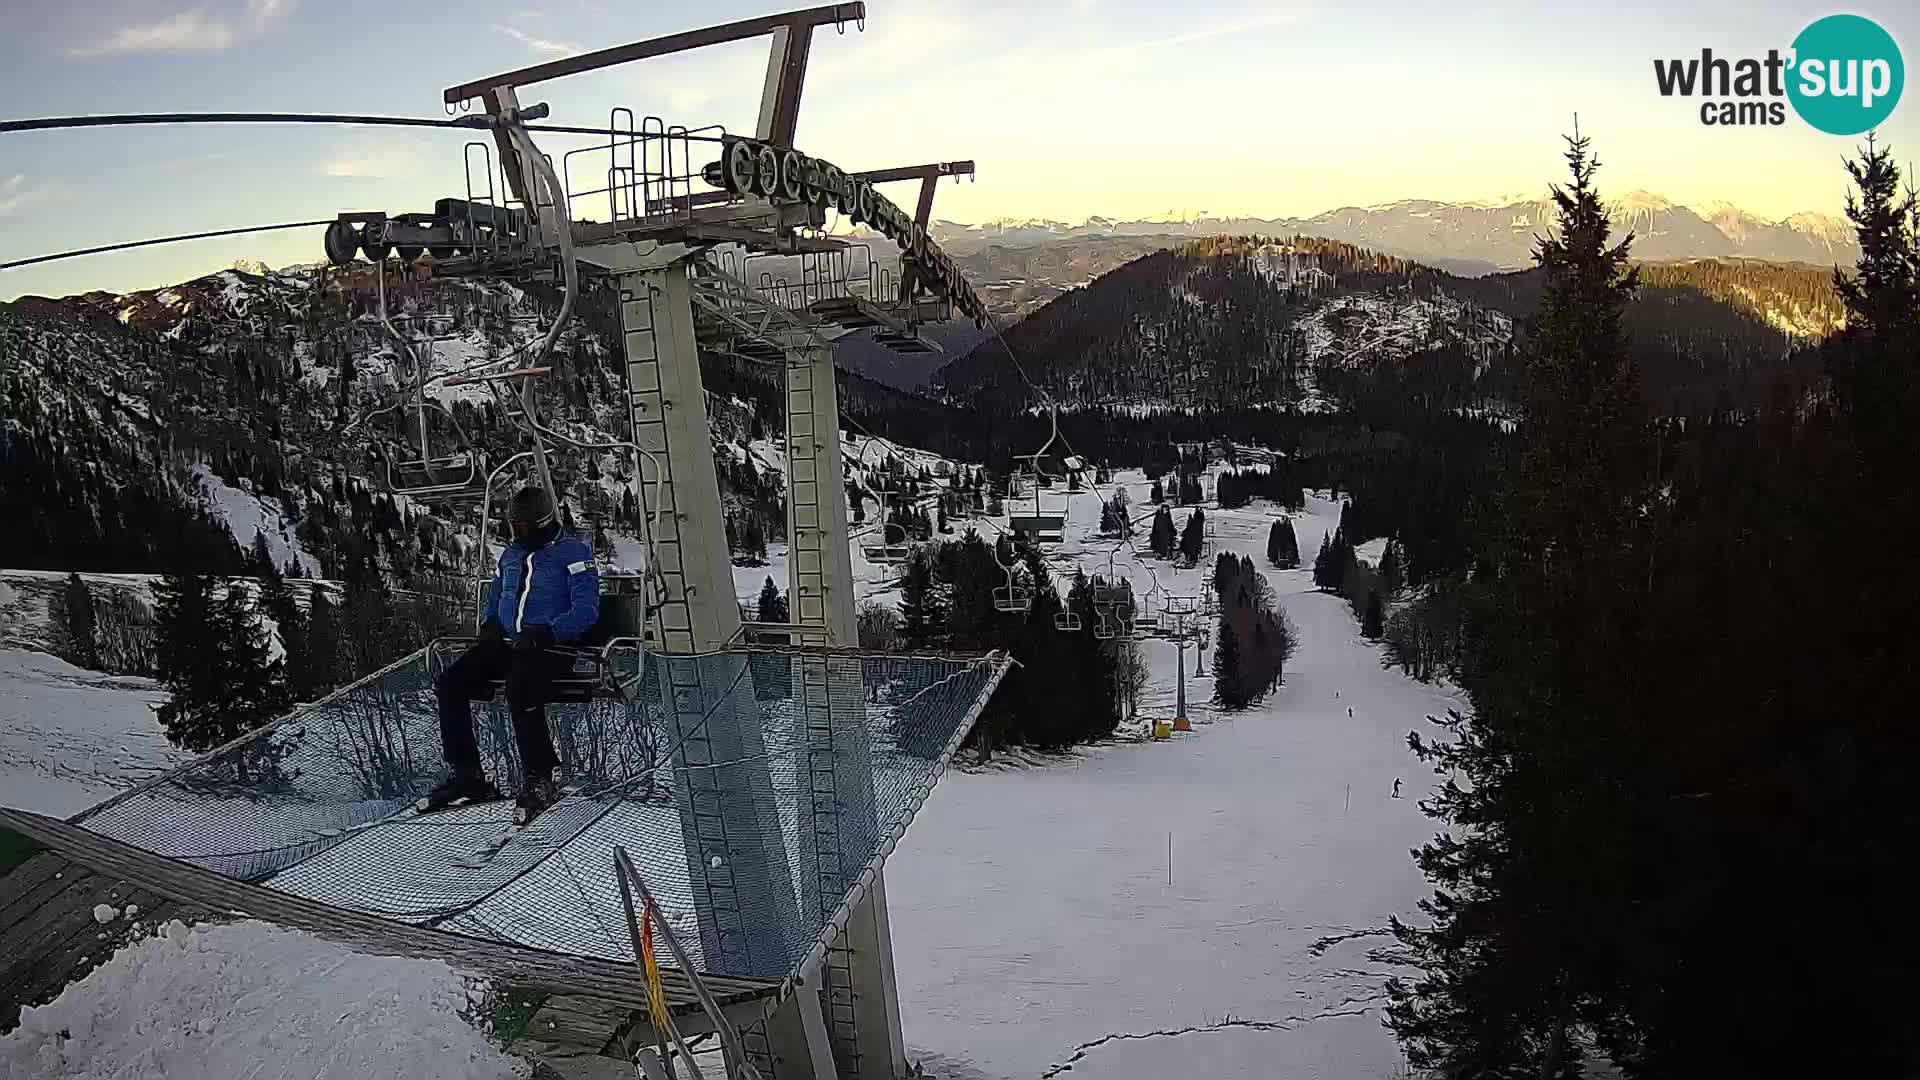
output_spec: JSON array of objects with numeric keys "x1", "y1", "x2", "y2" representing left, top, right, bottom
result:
[{"x1": 426, "y1": 485, "x2": 600, "y2": 821}]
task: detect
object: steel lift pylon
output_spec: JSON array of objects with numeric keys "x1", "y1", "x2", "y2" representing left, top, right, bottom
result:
[{"x1": 318, "y1": 7, "x2": 989, "y2": 1077}]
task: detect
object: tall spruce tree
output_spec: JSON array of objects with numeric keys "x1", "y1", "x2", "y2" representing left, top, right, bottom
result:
[{"x1": 1389, "y1": 134, "x2": 1650, "y2": 1078}]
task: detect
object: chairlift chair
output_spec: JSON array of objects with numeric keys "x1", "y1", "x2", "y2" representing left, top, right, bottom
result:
[
  {"x1": 387, "y1": 449, "x2": 489, "y2": 505},
  {"x1": 860, "y1": 522, "x2": 913, "y2": 564},
  {"x1": 992, "y1": 584, "x2": 1032, "y2": 613},
  {"x1": 432, "y1": 570, "x2": 653, "y2": 707},
  {"x1": 1054, "y1": 609, "x2": 1083, "y2": 632}
]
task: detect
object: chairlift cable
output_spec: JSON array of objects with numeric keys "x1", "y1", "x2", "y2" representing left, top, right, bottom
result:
[
  {"x1": 0, "y1": 219, "x2": 334, "y2": 272},
  {"x1": 0, "y1": 111, "x2": 725, "y2": 141}
]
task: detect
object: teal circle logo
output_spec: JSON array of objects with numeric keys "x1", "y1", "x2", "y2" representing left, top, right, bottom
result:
[{"x1": 1787, "y1": 14, "x2": 1903, "y2": 135}]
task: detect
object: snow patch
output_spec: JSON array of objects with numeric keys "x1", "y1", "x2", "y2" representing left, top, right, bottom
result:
[{"x1": 188, "y1": 464, "x2": 317, "y2": 574}]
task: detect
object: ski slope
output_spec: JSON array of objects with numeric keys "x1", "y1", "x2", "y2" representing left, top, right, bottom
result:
[
  {"x1": 2, "y1": 465, "x2": 1449, "y2": 1077},
  {"x1": 0, "y1": 649, "x2": 181, "y2": 819},
  {"x1": 882, "y1": 480, "x2": 1456, "y2": 1080}
]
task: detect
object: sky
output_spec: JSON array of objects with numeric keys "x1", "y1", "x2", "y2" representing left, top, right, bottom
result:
[{"x1": 2, "y1": 0, "x2": 1917, "y2": 299}]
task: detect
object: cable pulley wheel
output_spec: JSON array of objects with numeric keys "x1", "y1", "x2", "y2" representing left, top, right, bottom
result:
[
  {"x1": 724, "y1": 140, "x2": 757, "y2": 194},
  {"x1": 830, "y1": 167, "x2": 854, "y2": 215},
  {"x1": 805, "y1": 162, "x2": 832, "y2": 207},
  {"x1": 752, "y1": 145, "x2": 781, "y2": 198},
  {"x1": 360, "y1": 224, "x2": 392, "y2": 262},
  {"x1": 323, "y1": 220, "x2": 362, "y2": 267},
  {"x1": 778, "y1": 149, "x2": 804, "y2": 202},
  {"x1": 396, "y1": 245, "x2": 423, "y2": 262}
]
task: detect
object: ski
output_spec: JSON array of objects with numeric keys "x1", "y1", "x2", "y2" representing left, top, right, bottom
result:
[
  {"x1": 447, "y1": 787, "x2": 577, "y2": 868},
  {"x1": 412, "y1": 790, "x2": 510, "y2": 816}
]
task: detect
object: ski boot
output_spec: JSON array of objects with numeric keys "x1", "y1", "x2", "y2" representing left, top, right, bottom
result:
[
  {"x1": 515, "y1": 771, "x2": 562, "y2": 826},
  {"x1": 418, "y1": 770, "x2": 503, "y2": 814}
]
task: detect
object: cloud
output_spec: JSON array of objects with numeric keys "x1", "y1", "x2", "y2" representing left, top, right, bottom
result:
[
  {"x1": 150, "y1": 149, "x2": 244, "y2": 174},
  {"x1": 1083, "y1": 12, "x2": 1298, "y2": 62},
  {"x1": 316, "y1": 137, "x2": 424, "y2": 180},
  {"x1": 0, "y1": 175, "x2": 54, "y2": 216},
  {"x1": 668, "y1": 88, "x2": 711, "y2": 112},
  {"x1": 493, "y1": 24, "x2": 583, "y2": 58},
  {"x1": 68, "y1": 0, "x2": 296, "y2": 57}
]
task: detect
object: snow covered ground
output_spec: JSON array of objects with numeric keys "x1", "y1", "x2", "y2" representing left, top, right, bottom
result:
[
  {"x1": 2, "y1": 460, "x2": 1452, "y2": 1077},
  {"x1": 0, "y1": 649, "x2": 182, "y2": 819},
  {"x1": 883, "y1": 480, "x2": 1457, "y2": 1080},
  {"x1": 0, "y1": 921, "x2": 528, "y2": 1080}
]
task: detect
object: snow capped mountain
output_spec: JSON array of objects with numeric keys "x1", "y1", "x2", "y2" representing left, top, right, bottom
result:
[{"x1": 929, "y1": 197, "x2": 1860, "y2": 273}]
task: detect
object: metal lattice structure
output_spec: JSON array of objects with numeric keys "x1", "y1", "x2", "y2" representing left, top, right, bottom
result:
[{"x1": 72, "y1": 646, "x2": 1007, "y2": 982}]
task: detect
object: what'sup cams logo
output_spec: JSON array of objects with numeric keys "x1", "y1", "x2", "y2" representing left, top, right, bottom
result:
[{"x1": 1653, "y1": 14, "x2": 1903, "y2": 133}]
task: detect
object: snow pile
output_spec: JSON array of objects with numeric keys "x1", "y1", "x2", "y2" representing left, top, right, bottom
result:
[{"x1": 0, "y1": 921, "x2": 530, "y2": 1080}]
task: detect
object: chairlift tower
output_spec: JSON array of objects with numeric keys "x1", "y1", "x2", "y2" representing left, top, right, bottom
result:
[{"x1": 316, "y1": 7, "x2": 989, "y2": 1077}]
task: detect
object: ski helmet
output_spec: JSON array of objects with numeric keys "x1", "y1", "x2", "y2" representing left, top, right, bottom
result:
[{"x1": 507, "y1": 485, "x2": 556, "y2": 542}]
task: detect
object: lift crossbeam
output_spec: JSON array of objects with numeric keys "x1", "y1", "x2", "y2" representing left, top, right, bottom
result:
[{"x1": 443, "y1": 3, "x2": 866, "y2": 105}]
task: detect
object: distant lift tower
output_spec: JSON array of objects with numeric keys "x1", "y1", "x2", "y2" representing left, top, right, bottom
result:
[{"x1": 320, "y1": 6, "x2": 989, "y2": 1078}]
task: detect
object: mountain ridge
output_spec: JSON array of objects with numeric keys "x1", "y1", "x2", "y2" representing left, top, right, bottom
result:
[{"x1": 926, "y1": 194, "x2": 1858, "y2": 271}]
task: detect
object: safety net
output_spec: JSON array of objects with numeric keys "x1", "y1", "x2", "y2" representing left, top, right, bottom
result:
[{"x1": 72, "y1": 645, "x2": 1008, "y2": 981}]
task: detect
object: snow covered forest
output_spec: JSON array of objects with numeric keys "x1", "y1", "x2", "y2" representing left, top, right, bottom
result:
[{"x1": 4, "y1": 129, "x2": 1919, "y2": 1080}]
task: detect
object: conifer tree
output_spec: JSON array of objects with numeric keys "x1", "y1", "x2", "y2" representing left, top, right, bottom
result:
[
  {"x1": 1211, "y1": 616, "x2": 1243, "y2": 708},
  {"x1": 1380, "y1": 538, "x2": 1405, "y2": 597},
  {"x1": 1149, "y1": 505, "x2": 1177, "y2": 558},
  {"x1": 1179, "y1": 509, "x2": 1205, "y2": 565},
  {"x1": 58, "y1": 572, "x2": 100, "y2": 670},
  {"x1": 250, "y1": 529, "x2": 276, "y2": 578},
  {"x1": 757, "y1": 576, "x2": 789, "y2": 623},
  {"x1": 305, "y1": 588, "x2": 344, "y2": 692},
  {"x1": 1277, "y1": 521, "x2": 1300, "y2": 568},
  {"x1": 1313, "y1": 534, "x2": 1337, "y2": 589},
  {"x1": 899, "y1": 548, "x2": 942, "y2": 644},
  {"x1": 1361, "y1": 589, "x2": 1384, "y2": 639},
  {"x1": 1389, "y1": 134, "x2": 1649, "y2": 1078},
  {"x1": 154, "y1": 577, "x2": 292, "y2": 755}
]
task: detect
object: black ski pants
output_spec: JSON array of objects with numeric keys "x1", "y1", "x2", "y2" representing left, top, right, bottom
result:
[{"x1": 435, "y1": 638, "x2": 565, "y2": 781}]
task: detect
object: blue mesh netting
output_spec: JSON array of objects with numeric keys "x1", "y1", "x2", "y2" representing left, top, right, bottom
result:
[{"x1": 72, "y1": 647, "x2": 1006, "y2": 980}]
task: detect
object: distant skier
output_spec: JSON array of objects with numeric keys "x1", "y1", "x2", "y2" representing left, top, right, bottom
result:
[
  {"x1": 1392, "y1": 778, "x2": 1402, "y2": 799},
  {"x1": 427, "y1": 486, "x2": 599, "y2": 824},
  {"x1": 1347, "y1": 706, "x2": 1354, "y2": 718}
]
